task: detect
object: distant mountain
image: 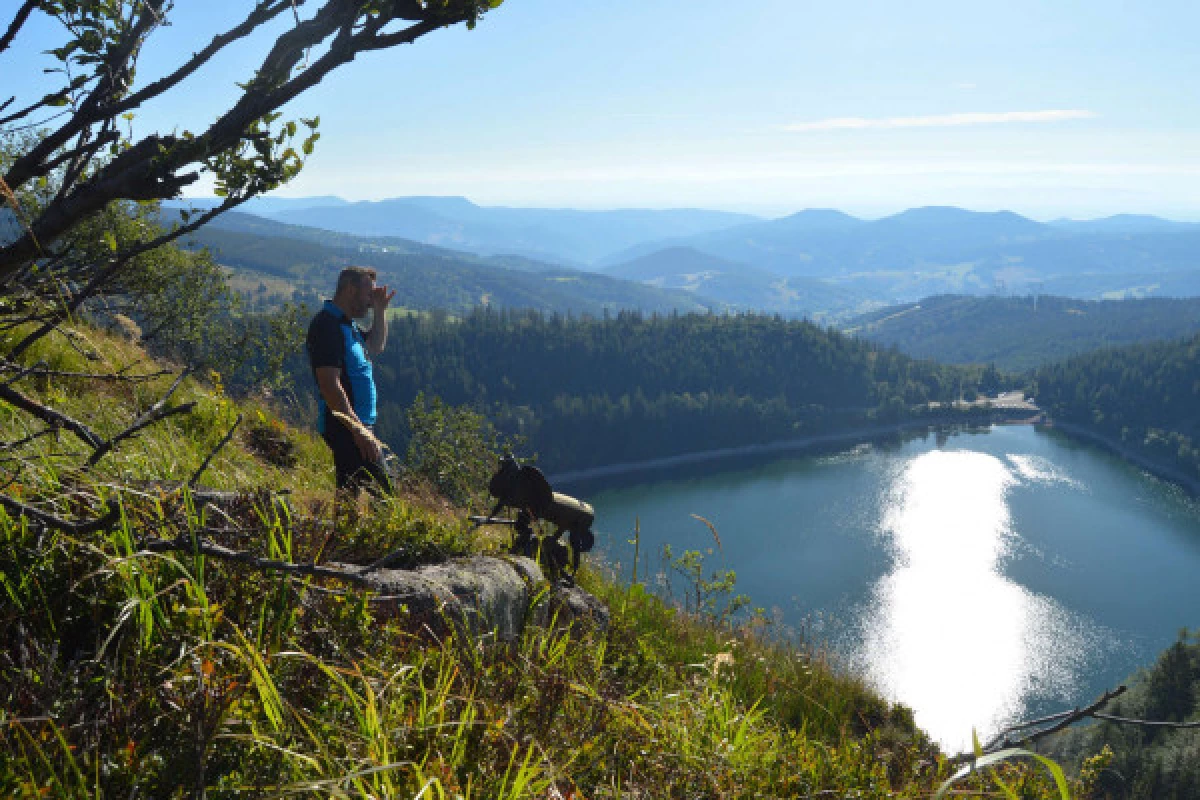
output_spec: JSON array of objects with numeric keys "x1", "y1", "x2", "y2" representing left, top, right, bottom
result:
[
  {"x1": 847, "y1": 294, "x2": 1200, "y2": 371},
  {"x1": 170, "y1": 195, "x2": 350, "y2": 215},
  {"x1": 174, "y1": 201, "x2": 1200, "y2": 308},
  {"x1": 597, "y1": 208, "x2": 865, "y2": 267},
  {"x1": 184, "y1": 221, "x2": 715, "y2": 317},
  {"x1": 259, "y1": 196, "x2": 760, "y2": 265},
  {"x1": 601, "y1": 246, "x2": 866, "y2": 315},
  {"x1": 605, "y1": 206, "x2": 1200, "y2": 303},
  {"x1": 1048, "y1": 214, "x2": 1200, "y2": 235},
  {"x1": 599, "y1": 206, "x2": 1057, "y2": 279}
]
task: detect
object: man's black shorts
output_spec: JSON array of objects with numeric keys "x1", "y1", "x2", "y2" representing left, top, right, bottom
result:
[{"x1": 322, "y1": 420, "x2": 393, "y2": 496}]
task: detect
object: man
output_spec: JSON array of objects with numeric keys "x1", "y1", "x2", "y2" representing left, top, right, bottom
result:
[{"x1": 306, "y1": 266, "x2": 397, "y2": 496}]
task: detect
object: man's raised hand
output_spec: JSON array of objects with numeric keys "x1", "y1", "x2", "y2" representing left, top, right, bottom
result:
[{"x1": 371, "y1": 285, "x2": 397, "y2": 311}]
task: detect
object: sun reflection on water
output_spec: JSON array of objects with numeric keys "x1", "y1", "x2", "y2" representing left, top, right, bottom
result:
[{"x1": 856, "y1": 450, "x2": 1096, "y2": 750}]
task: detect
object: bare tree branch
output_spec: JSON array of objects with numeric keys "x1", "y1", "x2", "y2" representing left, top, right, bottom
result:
[
  {"x1": 1092, "y1": 712, "x2": 1200, "y2": 729},
  {"x1": 0, "y1": 359, "x2": 48, "y2": 387},
  {"x1": 143, "y1": 533, "x2": 372, "y2": 586},
  {"x1": 0, "y1": 382, "x2": 102, "y2": 448},
  {"x1": 86, "y1": 368, "x2": 195, "y2": 466},
  {"x1": 0, "y1": 426, "x2": 60, "y2": 452},
  {"x1": 949, "y1": 686, "x2": 1150, "y2": 767},
  {"x1": 0, "y1": 2, "x2": 491, "y2": 276},
  {"x1": 0, "y1": 491, "x2": 119, "y2": 534},
  {"x1": 188, "y1": 413, "x2": 242, "y2": 488},
  {"x1": 7, "y1": 194, "x2": 250, "y2": 358},
  {"x1": 0, "y1": 1, "x2": 40, "y2": 57},
  {"x1": 107, "y1": 1, "x2": 295, "y2": 120},
  {"x1": 0, "y1": 363, "x2": 173, "y2": 382}
]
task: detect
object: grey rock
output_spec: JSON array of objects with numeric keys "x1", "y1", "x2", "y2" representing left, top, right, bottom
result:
[{"x1": 348, "y1": 555, "x2": 607, "y2": 641}]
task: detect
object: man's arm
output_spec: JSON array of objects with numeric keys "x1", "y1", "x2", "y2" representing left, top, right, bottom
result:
[
  {"x1": 366, "y1": 285, "x2": 396, "y2": 356},
  {"x1": 315, "y1": 367, "x2": 381, "y2": 462}
]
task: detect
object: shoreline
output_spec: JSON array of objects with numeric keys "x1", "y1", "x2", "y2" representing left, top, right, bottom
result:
[
  {"x1": 550, "y1": 408, "x2": 1037, "y2": 485},
  {"x1": 551, "y1": 409, "x2": 1200, "y2": 500},
  {"x1": 1040, "y1": 420, "x2": 1200, "y2": 497}
]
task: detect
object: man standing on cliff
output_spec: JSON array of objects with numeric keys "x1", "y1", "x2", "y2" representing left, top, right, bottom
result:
[{"x1": 306, "y1": 266, "x2": 396, "y2": 497}]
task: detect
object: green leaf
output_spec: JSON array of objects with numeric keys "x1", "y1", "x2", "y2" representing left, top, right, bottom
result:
[
  {"x1": 102, "y1": 231, "x2": 117, "y2": 252},
  {"x1": 935, "y1": 748, "x2": 1072, "y2": 800}
]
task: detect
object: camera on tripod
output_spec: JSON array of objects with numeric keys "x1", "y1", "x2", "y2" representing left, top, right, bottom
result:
[{"x1": 470, "y1": 455, "x2": 595, "y2": 576}]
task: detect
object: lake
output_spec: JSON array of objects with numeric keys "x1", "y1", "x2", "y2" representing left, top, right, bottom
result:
[{"x1": 567, "y1": 424, "x2": 1200, "y2": 750}]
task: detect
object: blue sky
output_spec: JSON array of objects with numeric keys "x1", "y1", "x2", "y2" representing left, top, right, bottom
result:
[{"x1": 4, "y1": 0, "x2": 1200, "y2": 218}]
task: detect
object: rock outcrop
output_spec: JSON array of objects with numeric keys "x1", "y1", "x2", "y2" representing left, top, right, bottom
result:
[{"x1": 352, "y1": 555, "x2": 608, "y2": 641}]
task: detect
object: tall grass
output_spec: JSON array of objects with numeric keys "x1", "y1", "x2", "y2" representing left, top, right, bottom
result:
[{"x1": 1, "y1": 323, "x2": 1087, "y2": 798}]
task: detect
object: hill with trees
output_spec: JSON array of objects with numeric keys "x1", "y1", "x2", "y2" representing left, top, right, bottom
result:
[
  {"x1": 256, "y1": 195, "x2": 760, "y2": 265},
  {"x1": 353, "y1": 309, "x2": 978, "y2": 473},
  {"x1": 1033, "y1": 333, "x2": 1200, "y2": 484},
  {"x1": 848, "y1": 294, "x2": 1200, "y2": 371},
  {"x1": 1045, "y1": 631, "x2": 1200, "y2": 800},
  {"x1": 599, "y1": 207, "x2": 1200, "y2": 304},
  {"x1": 185, "y1": 219, "x2": 716, "y2": 316},
  {"x1": 601, "y1": 245, "x2": 868, "y2": 316}
]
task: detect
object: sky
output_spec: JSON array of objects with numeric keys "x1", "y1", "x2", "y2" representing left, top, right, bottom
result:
[{"x1": 4, "y1": 0, "x2": 1200, "y2": 219}]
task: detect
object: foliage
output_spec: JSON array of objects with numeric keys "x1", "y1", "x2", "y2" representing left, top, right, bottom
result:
[
  {"x1": 851, "y1": 294, "x2": 1200, "y2": 372},
  {"x1": 661, "y1": 543, "x2": 750, "y2": 626},
  {"x1": 355, "y1": 306, "x2": 983, "y2": 472},
  {"x1": 0, "y1": 0, "x2": 502, "y2": 276},
  {"x1": 403, "y1": 391, "x2": 517, "y2": 508},
  {"x1": 1045, "y1": 630, "x2": 1200, "y2": 800},
  {"x1": 0, "y1": 320, "x2": 1091, "y2": 799},
  {"x1": 1033, "y1": 333, "x2": 1200, "y2": 481},
  {"x1": 185, "y1": 219, "x2": 710, "y2": 317}
]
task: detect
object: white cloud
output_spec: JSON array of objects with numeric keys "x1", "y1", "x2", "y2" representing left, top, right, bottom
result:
[{"x1": 783, "y1": 110, "x2": 1097, "y2": 132}]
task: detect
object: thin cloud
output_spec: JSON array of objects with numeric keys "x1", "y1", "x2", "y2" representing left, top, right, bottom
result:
[{"x1": 784, "y1": 110, "x2": 1097, "y2": 132}]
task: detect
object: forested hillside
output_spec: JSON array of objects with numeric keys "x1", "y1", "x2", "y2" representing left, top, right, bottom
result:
[
  {"x1": 1033, "y1": 333, "x2": 1200, "y2": 481},
  {"x1": 1046, "y1": 631, "x2": 1200, "y2": 800},
  {"x1": 351, "y1": 309, "x2": 974, "y2": 472},
  {"x1": 187, "y1": 222, "x2": 713, "y2": 316},
  {"x1": 850, "y1": 294, "x2": 1200, "y2": 371},
  {"x1": 601, "y1": 245, "x2": 867, "y2": 316}
]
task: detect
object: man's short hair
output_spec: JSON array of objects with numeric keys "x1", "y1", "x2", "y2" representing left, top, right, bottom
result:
[{"x1": 335, "y1": 266, "x2": 377, "y2": 295}]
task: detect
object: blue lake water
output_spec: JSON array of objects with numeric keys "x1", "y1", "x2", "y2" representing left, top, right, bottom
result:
[{"x1": 569, "y1": 425, "x2": 1200, "y2": 749}]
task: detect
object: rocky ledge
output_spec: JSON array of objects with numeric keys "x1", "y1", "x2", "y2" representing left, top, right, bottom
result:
[{"x1": 346, "y1": 555, "x2": 609, "y2": 641}]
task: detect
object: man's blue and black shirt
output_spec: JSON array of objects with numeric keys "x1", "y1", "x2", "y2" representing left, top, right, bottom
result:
[{"x1": 306, "y1": 300, "x2": 377, "y2": 434}]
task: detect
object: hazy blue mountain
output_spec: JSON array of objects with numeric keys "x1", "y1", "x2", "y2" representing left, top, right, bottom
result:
[
  {"x1": 604, "y1": 206, "x2": 1200, "y2": 302},
  {"x1": 168, "y1": 209, "x2": 569, "y2": 273},
  {"x1": 847, "y1": 293, "x2": 1200, "y2": 371},
  {"x1": 602, "y1": 245, "x2": 866, "y2": 315},
  {"x1": 166, "y1": 202, "x2": 1200, "y2": 308},
  {"x1": 185, "y1": 221, "x2": 716, "y2": 316},
  {"x1": 1048, "y1": 214, "x2": 1200, "y2": 235},
  {"x1": 599, "y1": 206, "x2": 1057, "y2": 278},
  {"x1": 1038, "y1": 269, "x2": 1200, "y2": 299},
  {"x1": 169, "y1": 195, "x2": 350, "y2": 215},
  {"x1": 598, "y1": 208, "x2": 865, "y2": 266},
  {"x1": 260, "y1": 196, "x2": 760, "y2": 265}
]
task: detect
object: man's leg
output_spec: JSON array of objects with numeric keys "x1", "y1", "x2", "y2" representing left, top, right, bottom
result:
[
  {"x1": 325, "y1": 423, "x2": 393, "y2": 497},
  {"x1": 317, "y1": 424, "x2": 365, "y2": 562}
]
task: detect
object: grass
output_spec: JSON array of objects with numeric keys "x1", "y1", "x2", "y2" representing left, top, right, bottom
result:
[{"x1": 0, "y1": 322, "x2": 1089, "y2": 798}]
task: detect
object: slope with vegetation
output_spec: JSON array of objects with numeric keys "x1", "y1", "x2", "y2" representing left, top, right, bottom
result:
[
  {"x1": 601, "y1": 245, "x2": 867, "y2": 317},
  {"x1": 186, "y1": 220, "x2": 714, "y2": 317},
  {"x1": 1045, "y1": 631, "x2": 1200, "y2": 800},
  {"x1": 601, "y1": 206, "x2": 1200, "y2": 303},
  {"x1": 849, "y1": 294, "x2": 1200, "y2": 372},
  {"x1": 360, "y1": 308, "x2": 994, "y2": 473},
  {"x1": 1033, "y1": 333, "x2": 1200, "y2": 486},
  {"x1": 1, "y1": 320, "x2": 1108, "y2": 799}
]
